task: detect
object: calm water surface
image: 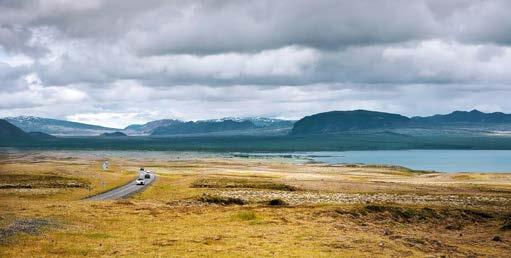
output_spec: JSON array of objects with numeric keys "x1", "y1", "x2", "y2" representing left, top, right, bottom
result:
[
  {"x1": 300, "y1": 150, "x2": 511, "y2": 173},
  {"x1": 1, "y1": 148, "x2": 510, "y2": 173},
  {"x1": 234, "y1": 150, "x2": 511, "y2": 173}
]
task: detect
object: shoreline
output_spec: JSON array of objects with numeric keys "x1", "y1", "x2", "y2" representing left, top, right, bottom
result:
[{"x1": 2, "y1": 147, "x2": 511, "y2": 174}]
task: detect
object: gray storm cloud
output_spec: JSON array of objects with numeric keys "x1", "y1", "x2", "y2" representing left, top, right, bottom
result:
[{"x1": 1, "y1": 0, "x2": 511, "y2": 127}]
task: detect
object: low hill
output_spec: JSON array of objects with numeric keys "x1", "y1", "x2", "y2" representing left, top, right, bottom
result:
[
  {"x1": 0, "y1": 119, "x2": 58, "y2": 144},
  {"x1": 5, "y1": 116, "x2": 119, "y2": 136},
  {"x1": 100, "y1": 132, "x2": 127, "y2": 137},
  {"x1": 0, "y1": 119, "x2": 31, "y2": 142},
  {"x1": 291, "y1": 110, "x2": 411, "y2": 135}
]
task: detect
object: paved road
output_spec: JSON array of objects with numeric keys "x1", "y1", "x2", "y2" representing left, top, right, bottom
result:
[{"x1": 86, "y1": 174, "x2": 156, "y2": 201}]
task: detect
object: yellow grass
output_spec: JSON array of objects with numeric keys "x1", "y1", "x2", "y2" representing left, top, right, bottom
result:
[{"x1": 1, "y1": 152, "x2": 510, "y2": 257}]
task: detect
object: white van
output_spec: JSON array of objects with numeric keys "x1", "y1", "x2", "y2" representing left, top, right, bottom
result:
[{"x1": 138, "y1": 167, "x2": 146, "y2": 180}]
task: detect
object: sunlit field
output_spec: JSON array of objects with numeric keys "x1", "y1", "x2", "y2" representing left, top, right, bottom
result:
[{"x1": 0, "y1": 151, "x2": 510, "y2": 257}]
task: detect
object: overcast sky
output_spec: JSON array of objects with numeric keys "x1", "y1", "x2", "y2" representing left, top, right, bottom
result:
[{"x1": 1, "y1": 0, "x2": 511, "y2": 128}]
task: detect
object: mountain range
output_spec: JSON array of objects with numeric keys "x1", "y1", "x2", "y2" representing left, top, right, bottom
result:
[
  {"x1": 291, "y1": 109, "x2": 511, "y2": 135},
  {"x1": 149, "y1": 118, "x2": 294, "y2": 136},
  {"x1": 3, "y1": 116, "x2": 295, "y2": 136},
  {"x1": 124, "y1": 119, "x2": 182, "y2": 135},
  {"x1": 5, "y1": 116, "x2": 118, "y2": 136},
  {"x1": 4, "y1": 110, "x2": 511, "y2": 138},
  {"x1": 151, "y1": 119, "x2": 256, "y2": 135},
  {"x1": 411, "y1": 110, "x2": 511, "y2": 125}
]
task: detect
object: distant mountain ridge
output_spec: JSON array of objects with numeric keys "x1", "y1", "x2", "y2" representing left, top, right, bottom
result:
[
  {"x1": 3, "y1": 116, "x2": 294, "y2": 136},
  {"x1": 411, "y1": 110, "x2": 511, "y2": 125},
  {"x1": 291, "y1": 109, "x2": 511, "y2": 135},
  {"x1": 0, "y1": 119, "x2": 54, "y2": 143},
  {"x1": 127, "y1": 117, "x2": 294, "y2": 136},
  {"x1": 124, "y1": 119, "x2": 182, "y2": 135},
  {"x1": 291, "y1": 110, "x2": 410, "y2": 135},
  {"x1": 5, "y1": 116, "x2": 118, "y2": 136},
  {"x1": 151, "y1": 119, "x2": 257, "y2": 135},
  {"x1": 6, "y1": 110, "x2": 511, "y2": 137},
  {"x1": 211, "y1": 117, "x2": 295, "y2": 128}
]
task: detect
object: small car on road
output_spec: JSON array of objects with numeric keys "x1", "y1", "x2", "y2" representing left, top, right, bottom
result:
[{"x1": 136, "y1": 178, "x2": 145, "y2": 185}]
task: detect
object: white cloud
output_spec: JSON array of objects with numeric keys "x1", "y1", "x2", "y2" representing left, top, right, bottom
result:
[
  {"x1": 1, "y1": 0, "x2": 511, "y2": 126},
  {"x1": 382, "y1": 40, "x2": 511, "y2": 82},
  {"x1": 0, "y1": 73, "x2": 87, "y2": 108},
  {"x1": 67, "y1": 112, "x2": 151, "y2": 128},
  {"x1": 149, "y1": 46, "x2": 319, "y2": 79}
]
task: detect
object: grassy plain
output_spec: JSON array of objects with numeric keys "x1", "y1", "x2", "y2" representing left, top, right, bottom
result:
[{"x1": 0, "y1": 151, "x2": 510, "y2": 257}]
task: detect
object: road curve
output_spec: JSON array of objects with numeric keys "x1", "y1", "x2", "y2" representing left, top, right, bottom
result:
[{"x1": 86, "y1": 174, "x2": 156, "y2": 201}]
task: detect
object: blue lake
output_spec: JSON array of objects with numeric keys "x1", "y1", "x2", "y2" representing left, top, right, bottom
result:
[
  {"x1": 235, "y1": 150, "x2": 511, "y2": 173},
  {"x1": 298, "y1": 150, "x2": 511, "y2": 173},
  {"x1": 2, "y1": 148, "x2": 510, "y2": 173}
]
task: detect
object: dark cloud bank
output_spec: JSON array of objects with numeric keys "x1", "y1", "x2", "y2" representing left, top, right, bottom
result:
[{"x1": 1, "y1": 0, "x2": 511, "y2": 127}]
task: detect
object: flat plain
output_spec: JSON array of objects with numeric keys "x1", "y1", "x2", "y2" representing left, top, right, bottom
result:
[{"x1": 1, "y1": 151, "x2": 510, "y2": 257}]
